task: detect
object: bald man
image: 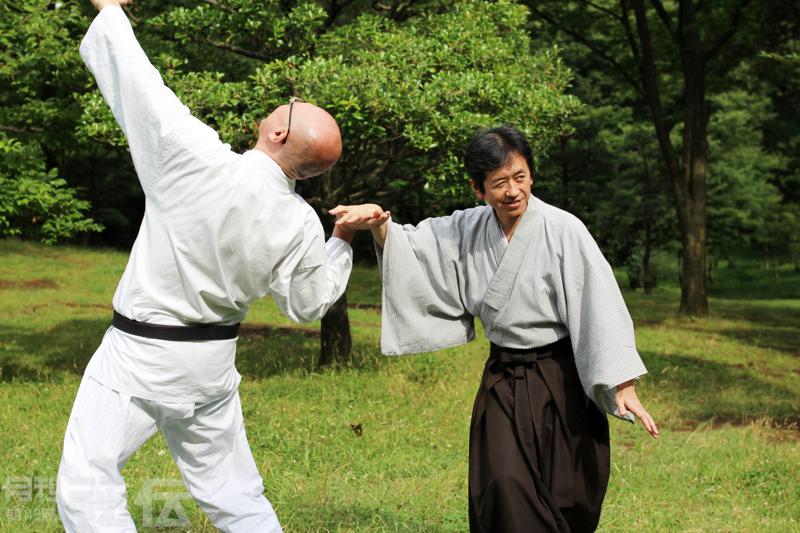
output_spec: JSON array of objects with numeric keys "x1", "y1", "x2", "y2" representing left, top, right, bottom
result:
[{"x1": 55, "y1": 2, "x2": 382, "y2": 531}]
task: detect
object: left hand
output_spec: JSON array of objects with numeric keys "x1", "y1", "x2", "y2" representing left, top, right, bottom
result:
[
  {"x1": 329, "y1": 204, "x2": 390, "y2": 232},
  {"x1": 615, "y1": 380, "x2": 659, "y2": 438}
]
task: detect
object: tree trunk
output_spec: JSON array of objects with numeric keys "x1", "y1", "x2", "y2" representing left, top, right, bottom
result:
[
  {"x1": 675, "y1": 7, "x2": 710, "y2": 316},
  {"x1": 313, "y1": 166, "x2": 353, "y2": 368},
  {"x1": 631, "y1": 0, "x2": 709, "y2": 316},
  {"x1": 319, "y1": 292, "x2": 352, "y2": 367},
  {"x1": 640, "y1": 149, "x2": 656, "y2": 294}
]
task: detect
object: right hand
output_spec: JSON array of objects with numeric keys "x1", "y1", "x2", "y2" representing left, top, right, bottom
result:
[
  {"x1": 90, "y1": 0, "x2": 132, "y2": 12},
  {"x1": 329, "y1": 204, "x2": 390, "y2": 232}
]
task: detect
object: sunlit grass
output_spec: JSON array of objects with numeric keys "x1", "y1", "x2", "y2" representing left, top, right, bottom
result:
[{"x1": 0, "y1": 240, "x2": 798, "y2": 532}]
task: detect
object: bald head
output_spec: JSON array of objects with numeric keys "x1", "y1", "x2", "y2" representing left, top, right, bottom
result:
[{"x1": 255, "y1": 101, "x2": 342, "y2": 180}]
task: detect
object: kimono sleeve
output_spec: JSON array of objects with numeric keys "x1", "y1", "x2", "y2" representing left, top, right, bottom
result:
[
  {"x1": 560, "y1": 219, "x2": 648, "y2": 420},
  {"x1": 378, "y1": 218, "x2": 475, "y2": 355},
  {"x1": 79, "y1": 6, "x2": 224, "y2": 196}
]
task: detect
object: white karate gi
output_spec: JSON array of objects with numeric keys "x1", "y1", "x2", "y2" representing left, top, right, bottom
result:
[
  {"x1": 377, "y1": 196, "x2": 647, "y2": 418},
  {"x1": 56, "y1": 6, "x2": 352, "y2": 532}
]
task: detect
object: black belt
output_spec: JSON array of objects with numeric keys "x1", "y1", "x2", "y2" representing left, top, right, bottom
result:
[
  {"x1": 112, "y1": 311, "x2": 240, "y2": 342},
  {"x1": 489, "y1": 336, "x2": 572, "y2": 362}
]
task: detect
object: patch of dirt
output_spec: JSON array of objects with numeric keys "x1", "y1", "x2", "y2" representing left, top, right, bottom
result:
[
  {"x1": 347, "y1": 303, "x2": 381, "y2": 311},
  {"x1": 0, "y1": 278, "x2": 58, "y2": 290},
  {"x1": 239, "y1": 323, "x2": 319, "y2": 338},
  {"x1": 673, "y1": 414, "x2": 800, "y2": 439},
  {"x1": 64, "y1": 302, "x2": 111, "y2": 310}
]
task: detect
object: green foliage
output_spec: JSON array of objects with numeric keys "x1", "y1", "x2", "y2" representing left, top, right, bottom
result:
[
  {"x1": 148, "y1": 1, "x2": 327, "y2": 66},
  {"x1": 0, "y1": 1, "x2": 114, "y2": 244},
  {"x1": 296, "y1": 2, "x2": 578, "y2": 208},
  {"x1": 0, "y1": 134, "x2": 103, "y2": 244},
  {"x1": 706, "y1": 87, "x2": 782, "y2": 253}
]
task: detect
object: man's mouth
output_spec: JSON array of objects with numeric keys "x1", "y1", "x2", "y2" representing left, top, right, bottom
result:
[{"x1": 503, "y1": 198, "x2": 523, "y2": 208}]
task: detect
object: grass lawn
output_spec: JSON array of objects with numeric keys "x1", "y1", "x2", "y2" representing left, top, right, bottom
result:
[{"x1": 1, "y1": 239, "x2": 798, "y2": 532}]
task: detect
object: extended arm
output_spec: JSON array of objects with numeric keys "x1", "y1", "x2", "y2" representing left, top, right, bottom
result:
[
  {"x1": 332, "y1": 204, "x2": 473, "y2": 355},
  {"x1": 81, "y1": 1, "x2": 222, "y2": 195}
]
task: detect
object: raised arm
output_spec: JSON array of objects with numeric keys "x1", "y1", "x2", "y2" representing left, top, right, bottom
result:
[{"x1": 81, "y1": 1, "x2": 222, "y2": 195}]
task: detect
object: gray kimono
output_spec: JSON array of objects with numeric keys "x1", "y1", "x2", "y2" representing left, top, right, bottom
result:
[{"x1": 378, "y1": 196, "x2": 647, "y2": 419}]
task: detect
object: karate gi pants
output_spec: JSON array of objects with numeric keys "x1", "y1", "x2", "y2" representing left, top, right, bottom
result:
[
  {"x1": 468, "y1": 337, "x2": 610, "y2": 533},
  {"x1": 56, "y1": 376, "x2": 281, "y2": 532}
]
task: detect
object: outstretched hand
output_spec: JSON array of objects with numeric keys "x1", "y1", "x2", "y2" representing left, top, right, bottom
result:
[
  {"x1": 90, "y1": 0, "x2": 132, "y2": 11},
  {"x1": 614, "y1": 380, "x2": 659, "y2": 438},
  {"x1": 329, "y1": 204, "x2": 390, "y2": 232}
]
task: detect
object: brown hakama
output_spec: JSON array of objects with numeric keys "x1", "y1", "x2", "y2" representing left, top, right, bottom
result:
[{"x1": 468, "y1": 337, "x2": 610, "y2": 533}]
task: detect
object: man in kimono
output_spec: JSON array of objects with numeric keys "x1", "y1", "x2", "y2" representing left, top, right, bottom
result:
[
  {"x1": 331, "y1": 125, "x2": 659, "y2": 532},
  {"x1": 56, "y1": 1, "x2": 385, "y2": 531}
]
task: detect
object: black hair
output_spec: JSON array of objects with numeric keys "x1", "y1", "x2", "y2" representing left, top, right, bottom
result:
[{"x1": 463, "y1": 125, "x2": 534, "y2": 193}]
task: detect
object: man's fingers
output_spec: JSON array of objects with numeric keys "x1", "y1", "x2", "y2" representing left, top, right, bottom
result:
[
  {"x1": 615, "y1": 396, "x2": 628, "y2": 417},
  {"x1": 642, "y1": 413, "x2": 659, "y2": 438},
  {"x1": 329, "y1": 205, "x2": 348, "y2": 216},
  {"x1": 626, "y1": 401, "x2": 660, "y2": 438}
]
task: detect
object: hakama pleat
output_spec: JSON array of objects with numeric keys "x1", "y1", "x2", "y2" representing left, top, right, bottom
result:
[{"x1": 468, "y1": 337, "x2": 610, "y2": 533}]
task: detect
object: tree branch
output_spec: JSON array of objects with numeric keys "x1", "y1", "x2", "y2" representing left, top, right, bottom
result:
[
  {"x1": 620, "y1": 0, "x2": 641, "y2": 64},
  {"x1": 578, "y1": 0, "x2": 625, "y2": 22},
  {"x1": 0, "y1": 124, "x2": 44, "y2": 133},
  {"x1": 648, "y1": 0, "x2": 678, "y2": 41},
  {"x1": 527, "y1": 4, "x2": 644, "y2": 96},
  {"x1": 704, "y1": 0, "x2": 750, "y2": 62},
  {"x1": 631, "y1": 0, "x2": 680, "y2": 180},
  {"x1": 202, "y1": 39, "x2": 272, "y2": 62}
]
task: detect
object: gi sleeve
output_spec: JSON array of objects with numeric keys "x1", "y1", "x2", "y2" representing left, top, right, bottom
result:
[
  {"x1": 270, "y1": 213, "x2": 354, "y2": 324},
  {"x1": 560, "y1": 219, "x2": 648, "y2": 421},
  {"x1": 79, "y1": 6, "x2": 224, "y2": 197},
  {"x1": 378, "y1": 217, "x2": 475, "y2": 355}
]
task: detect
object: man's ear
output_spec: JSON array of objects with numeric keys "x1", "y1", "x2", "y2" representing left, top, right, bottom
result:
[
  {"x1": 471, "y1": 179, "x2": 485, "y2": 201},
  {"x1": 267, "y1": 127, "x2": 288, "y2": 144}
]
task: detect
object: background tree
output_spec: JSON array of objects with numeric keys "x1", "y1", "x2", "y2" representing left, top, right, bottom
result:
[
  {"x1": 1, "y1": 1, "x2": 103, "y2": 243},
  {"x1": 524, "y1": 0, "x2": 793, "y2": 315}
]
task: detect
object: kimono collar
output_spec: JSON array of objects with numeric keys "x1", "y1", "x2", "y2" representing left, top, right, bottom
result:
[
  {"x1": 481, "y1": 196, "x2": 540, "y2": 319},
  {"x1": 247, "y1": 150, "x2": 296, "y2": 192}
]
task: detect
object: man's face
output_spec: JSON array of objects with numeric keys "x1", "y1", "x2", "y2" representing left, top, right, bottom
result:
[{"x1": 472, "y1": 151, "x2": 532, "y2": 226}]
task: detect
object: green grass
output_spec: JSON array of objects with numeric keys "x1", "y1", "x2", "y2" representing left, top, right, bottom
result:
[{"x1": 1, "y1": 239, "x2": 798, "y2": 532}]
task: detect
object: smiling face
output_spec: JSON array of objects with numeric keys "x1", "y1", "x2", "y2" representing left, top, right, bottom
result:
[{"x1": 472, "y1": 151, "x2": 532, "y2": 234}]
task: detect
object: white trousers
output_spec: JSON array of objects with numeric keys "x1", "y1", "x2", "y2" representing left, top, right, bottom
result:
[{"x1": 56, "y1": 376, "x2": 282, "y2": 532}]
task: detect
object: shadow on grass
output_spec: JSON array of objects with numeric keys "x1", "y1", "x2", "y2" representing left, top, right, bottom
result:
[
  {"x1": 717, "y1": 327, "x2": 800, "y2": 356},
  {"x1": 708, "y1": 264, "x2": 800, "y2": 300},
  {"x1": 0, "y1": 319, "x2": 107, "y2": 381},
  {"x1": 714, "y1": 299, "x2": 800, "y2": 331},
  {"x1": 0, "y1": 320, "x2": 383, "y2": 382},
  {"x1": 626, "y1": 289, "x2": 800, "y2": 330},
  {"x1": 640, "y1": 350, "x2": 800, "y2": 432}
]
